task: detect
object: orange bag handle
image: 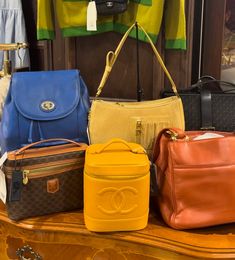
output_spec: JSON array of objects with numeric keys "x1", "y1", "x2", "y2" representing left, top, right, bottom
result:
[
  {"x1": 16, "y1": 138, "x2": 82, "y2": 155},
  {"x1": 151, "y1": 128, "x2": 186, "y2": 163}
]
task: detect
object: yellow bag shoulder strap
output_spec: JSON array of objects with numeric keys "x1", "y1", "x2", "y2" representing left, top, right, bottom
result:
[{"x1": 95, "y1": 22, "x2": 179, "y2": 98}]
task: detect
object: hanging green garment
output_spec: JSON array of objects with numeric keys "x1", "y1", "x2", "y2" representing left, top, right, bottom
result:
[
  {"x1": 114, "y1": 0, "x2": 186, "y2": 49},
  {"x1": 131, "y1": 0, "x2": 152, "y2": 5},
  {"x1": 37, "y1": 0, "x2": 114, "y2": 40},
  {"x1": 37, "y1": 0, "x2": 186, "y2": 50}
]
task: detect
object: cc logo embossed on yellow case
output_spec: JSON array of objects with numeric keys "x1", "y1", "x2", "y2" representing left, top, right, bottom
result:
[{"x1": 97, "y1": 186, "x2": 138, "y2": 214}]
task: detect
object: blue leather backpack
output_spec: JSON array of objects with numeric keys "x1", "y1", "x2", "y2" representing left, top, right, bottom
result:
[{"x1": 0, "y1": 70, "x2": 90, "y2": 153}]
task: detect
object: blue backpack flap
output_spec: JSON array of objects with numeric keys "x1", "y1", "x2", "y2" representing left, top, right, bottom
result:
[{"x1": 0, "y1": 70, "x2": 90, "y2": 153}]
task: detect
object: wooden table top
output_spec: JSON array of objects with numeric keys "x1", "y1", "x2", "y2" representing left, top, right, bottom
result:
[{"x1": 1, "y1": 201, "x2": 235, "y2": 259}]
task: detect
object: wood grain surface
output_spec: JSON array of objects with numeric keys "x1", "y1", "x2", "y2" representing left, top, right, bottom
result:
[{"x1": 1, "y1": 202, "x2": 235, "y2": 259}]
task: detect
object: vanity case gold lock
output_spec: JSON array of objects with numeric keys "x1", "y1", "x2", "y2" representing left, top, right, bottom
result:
[{"x1": 23, "y1": 170, "x2": 29, "y2": 185}]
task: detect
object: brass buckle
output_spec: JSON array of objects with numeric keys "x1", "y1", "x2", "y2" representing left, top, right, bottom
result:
[
  {"x1": 166, "y1": 130, "x2": 189, "y2": 141},
  {"x1": 166, "y1": 130, "x2": 178, "y2": 141}
]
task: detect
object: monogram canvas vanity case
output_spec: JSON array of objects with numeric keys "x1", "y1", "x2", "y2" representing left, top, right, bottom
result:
[
  {"x1": 4, "y1": 138, "x2": 87, "y2": 221},
  {"x1": 84, "y1": 138, "x2": 150, "y2": 232}
]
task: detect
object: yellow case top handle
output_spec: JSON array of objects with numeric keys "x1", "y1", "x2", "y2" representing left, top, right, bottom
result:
[{"x1": 94, "y1": 138, "x2": 146, "y2": 154}]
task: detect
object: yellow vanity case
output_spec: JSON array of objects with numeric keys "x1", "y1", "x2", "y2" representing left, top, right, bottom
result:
[{"x1": 84, "y1": 138, "x2": 150, "y2": 232}]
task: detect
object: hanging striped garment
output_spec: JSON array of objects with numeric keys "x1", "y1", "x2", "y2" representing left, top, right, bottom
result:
[{"x1": 37, "y1": 0, "x2": 186, "y2": 49}]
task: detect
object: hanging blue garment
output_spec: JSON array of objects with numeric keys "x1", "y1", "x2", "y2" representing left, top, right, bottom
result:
[{"x1": 0, "y1": 0, "x2": 30, "y2": 70}]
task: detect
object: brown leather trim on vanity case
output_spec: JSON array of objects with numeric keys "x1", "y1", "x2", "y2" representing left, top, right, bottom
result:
[{"x1": 47, "y1": 178, "x2": 59, "y2": 193}]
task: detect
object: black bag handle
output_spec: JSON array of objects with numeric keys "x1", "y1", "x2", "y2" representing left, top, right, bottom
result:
[
  {"x1": 135, "y1": 22, "x2": 143, "y2": 102},
  {"x1": 191, "y1": 76, "x2": 235, "y2": 93}
]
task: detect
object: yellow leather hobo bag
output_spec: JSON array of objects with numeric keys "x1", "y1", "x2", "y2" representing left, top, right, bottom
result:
[{"x1": 88, "y1": 23, "x2": 185, "y2": 156}]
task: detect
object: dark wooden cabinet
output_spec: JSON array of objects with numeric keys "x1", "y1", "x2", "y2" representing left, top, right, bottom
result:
[
  {"x1": 23, "y1": 1, "x2": 232, "y2": 95},
  {"x1": 22, "y1": 0, "x2": 194, "y2": 99}
]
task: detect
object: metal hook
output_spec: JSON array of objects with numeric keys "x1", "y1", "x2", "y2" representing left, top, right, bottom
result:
[
  {"x1": 17, "y1": 46, "x2": 23, "y2": 68},
  {"x1": 0, "y1": 42, "x2": 28, "y2": 77}
]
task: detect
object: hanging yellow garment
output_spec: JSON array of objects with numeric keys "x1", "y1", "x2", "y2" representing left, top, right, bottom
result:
[
  {"x1": 37, "y1": 0, "x2": 113, "y2": 40},
  {"x1": 114, "y1": 0, "x2": 186, "y2": 49},
  {"x1": 37, "y1": 0, "x2": 186, "y2": 49}
]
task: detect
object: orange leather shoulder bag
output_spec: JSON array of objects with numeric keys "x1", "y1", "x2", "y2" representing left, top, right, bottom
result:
[{"x1": 153, "y1": 128, "x2": 235, "y2": 229}]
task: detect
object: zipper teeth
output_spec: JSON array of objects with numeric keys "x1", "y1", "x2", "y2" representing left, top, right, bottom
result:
[
  {"x1": 6, "y1": 162, "x2": 84, "y2": 179},
  {"x1": 5, "y1": 158, "x2": 83, "y2": 172},
  {"x1": 174, "y1": 163, "x2": 235, "y2": 169},
  {"x1": 6, "y1": 152, "x2": 84, "y2": 166},
  {"x1": 98, "y1": 97, "x2": 177, "y2": 108}
]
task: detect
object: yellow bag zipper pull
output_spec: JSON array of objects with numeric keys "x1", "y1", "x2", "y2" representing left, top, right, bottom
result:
[
  {"x1": 136, "y1": 119, "x2": 142, "y2": 144},
  {"x1": 23, "y1": 170, "x2": 29, "y2": 185}
]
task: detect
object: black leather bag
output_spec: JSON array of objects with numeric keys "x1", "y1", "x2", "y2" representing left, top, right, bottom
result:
[
  {"x1": 95, "y1": 0, "x2": 128, "y2": 15},
  {"x1": 162, "y1": 76, "x2": 235, "y2": 131}
]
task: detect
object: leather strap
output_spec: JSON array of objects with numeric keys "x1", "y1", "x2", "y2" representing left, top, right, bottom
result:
[
  {"x1": 191, "y1": 78, "x2": 235, "y2": 92},
  {"x1": 151, "y1": 128, "x2": 186, "y2": 163},
  {"x1": 16, "y1": 138, "x2": 82, "y2": 155},
  {"x1": 95, "y1": 22, "x2": 179, "y2": 98},
  {"x1": 200, "y1": 89, "x2": 214, "y2": 130},
  {"x1": 135, "y1": 22, "x2": 142, "y2": 101}
]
